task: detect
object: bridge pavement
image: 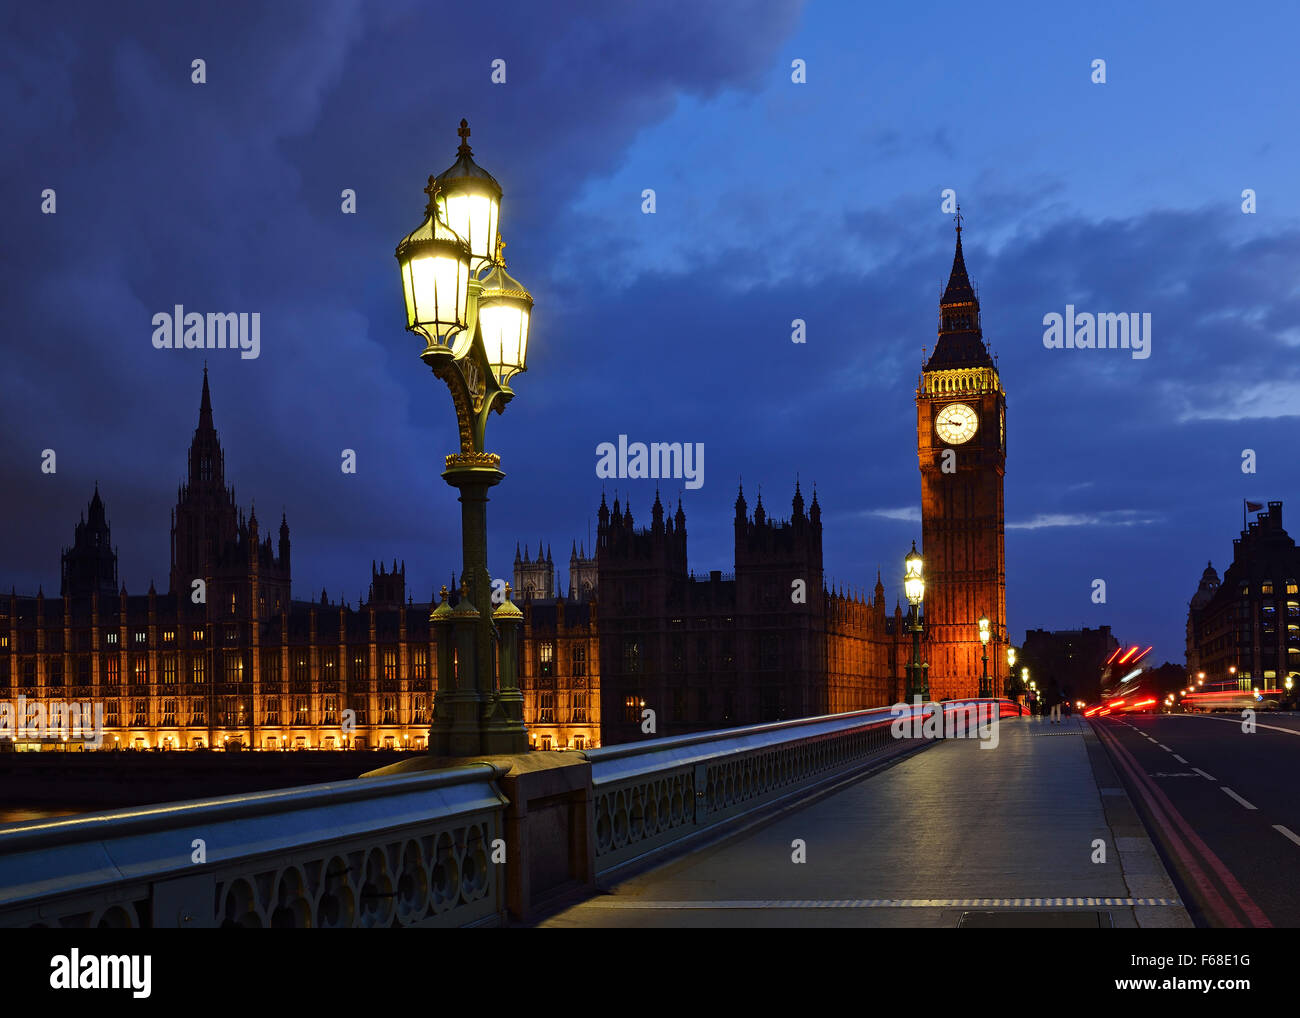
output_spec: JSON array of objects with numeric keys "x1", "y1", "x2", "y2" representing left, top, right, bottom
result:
[{"x1": 539, "y1": 715, "x2": 1193, "y2": 928}]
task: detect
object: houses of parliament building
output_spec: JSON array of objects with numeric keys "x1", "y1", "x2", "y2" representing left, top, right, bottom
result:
[{"x1": 2, "y1": 224, "x2": 1007, "y2": 751}]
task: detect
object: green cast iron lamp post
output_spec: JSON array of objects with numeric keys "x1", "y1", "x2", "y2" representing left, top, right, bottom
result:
[{"x1": 396, "y1": 119, "x2": 534, "y2": 756}]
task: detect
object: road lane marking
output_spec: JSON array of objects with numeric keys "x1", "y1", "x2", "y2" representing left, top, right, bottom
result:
[
  {"x1": 1174, "y1": 754, "x2": 1189, "y2": 763},
  {"x1": 1193, "y1": 768, "x2": 1217, "y2": 781},
  {"x1": 1157, "y1": 743, "x2": 1171, "y2": 751},
  {"x1": 1094, "y1": 724, "x2": 1270, "y2": 928},
  {"x1": 582, "y1": 897, "x2": 1184, "y2": 909},
  {"x1": 1274, "y1": 825, "x2": 1300, "y2": 847},
  {"x1": 1165, "y1": 714, "x2": 1300, "y2": 737},
  {"x1": 1222, "y1": 787, "x2": 1257, "y2": 810}
]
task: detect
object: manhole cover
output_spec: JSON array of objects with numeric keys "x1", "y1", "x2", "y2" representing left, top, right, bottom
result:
[{"x1": 957, "y1": 911, "x2": 1113, "y2": 928}]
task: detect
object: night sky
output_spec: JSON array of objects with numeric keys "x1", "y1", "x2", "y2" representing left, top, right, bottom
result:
[{"x1": 3, "y1": 0, "x2": 1296, "y2": 667}]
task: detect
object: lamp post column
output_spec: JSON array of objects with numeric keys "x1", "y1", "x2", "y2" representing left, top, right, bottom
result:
[
  {"x1": 446, "y1": 460, "x2": 501, "y2": 692},
  {"x1": 909, "y1": 604, "x2": 927, "y2": 702}
]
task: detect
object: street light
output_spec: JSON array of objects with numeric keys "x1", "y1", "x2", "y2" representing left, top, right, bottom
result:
[
  {"x1": 978, "y1": 615, "x2": 991, "y2": 698},
  {"x1": 396, "y1": 119, "x2": 533, "y2": 756},
  {"x1": 904, "y1": 541, "x2": 927, "y2": 702},
  {"x1": 1006, "y1": 645, "x2": 1017, "y2": 700}
]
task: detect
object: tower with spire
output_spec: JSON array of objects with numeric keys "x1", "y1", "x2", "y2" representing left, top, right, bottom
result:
[
  {"x1": 169, "y1": 368, "x2": 291, "y2": 615},
  {"x1": 61, "y1": 484, "x2": 119, "y2": 598},
  {"x1": 916, "y1": 211, "x2": 1007, "y2": 698},
  {"x1": 514, "y1": 542, "x2": 555, "y2": 600}
]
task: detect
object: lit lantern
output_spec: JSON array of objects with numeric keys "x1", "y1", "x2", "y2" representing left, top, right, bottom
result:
[
  {"x1": 904, "y1": 542, "x2": 924, "y2": 606},
  {"x1": 978, "y1": 616, "x2": 991, "y2": 645},
  {"x1": 477, "y1": 238, "x2": 532, "y2": 386},
  {"x1": 436, "y1": 119, "x2": 502, "y2": 274},
  {"x1": 396, "y1": 176, "x2": 471, "y2": 355}
]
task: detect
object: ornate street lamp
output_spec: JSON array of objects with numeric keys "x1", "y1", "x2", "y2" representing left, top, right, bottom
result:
[
  {"x1": 1006, "y1": 645, "x2": 1017, "y2": 699},
  {"x1": 396, "y1": 119, "x2": 534, "y2": 756},
  {"x1": 978, "y1": 615, "x2": 991, "y2": 698},
  {"x1": 904, "y1": 541, "x2": 927, "y2": 702}
]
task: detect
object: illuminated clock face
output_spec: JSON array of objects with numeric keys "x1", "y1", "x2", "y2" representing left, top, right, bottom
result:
[{"x1": 935, "y1": 402, "x2": 978, "y2": 444}]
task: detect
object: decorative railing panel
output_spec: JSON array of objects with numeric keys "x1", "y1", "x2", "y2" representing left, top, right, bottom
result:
[
  {"x1": 0, "y1": 764, "x2": 508, "y2": 929},
  {"x1": 586, "y1": 699, "x2": 1021, "y2": 876}
]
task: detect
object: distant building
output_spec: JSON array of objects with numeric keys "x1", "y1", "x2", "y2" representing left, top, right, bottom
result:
[
  {"x1": 1019, "y1": 626, "x2": 1120, "y2": 703},
  {"x1": 2, "y1": 371, "x2": 435, "y2": 752},
  {"x1": 516, "y1": 541, "x2": 600, "y2": 751},
  {"x1": 1185, "y1": 561, "x2": 1220, "y2": 677},
  {"x1": 593, "y1": 484, "x2": 907, "y2": 745},
  {"x1": 917, "y1": 220, "x2": 1008, "y2": 698},
  {"x1": 1187, "y1": 501, "x2": 1300, "y2": 692},
  {"x1": 519, "y1": 597, "x2": 600, "y2": 752}
]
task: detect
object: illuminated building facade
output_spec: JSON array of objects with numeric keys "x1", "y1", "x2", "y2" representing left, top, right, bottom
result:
[
  {"x1": 1, "y1": 373, "x2": 435, "y2": 751},
  {"x1": 1187, "y1": 501, "x2": 1300, "y2": 694},
  {"x1": 916, "y1": 219, "x2": 1008, "y2": 698}
]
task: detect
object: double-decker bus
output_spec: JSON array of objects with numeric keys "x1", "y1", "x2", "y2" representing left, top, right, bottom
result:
[{"x1": 1084, "y1": 645, "x2": 1158, "y2": 716}]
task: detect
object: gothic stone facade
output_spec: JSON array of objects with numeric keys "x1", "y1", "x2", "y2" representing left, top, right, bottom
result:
[
  {"x1": 917, "y1": 223, "x2": 1008, "y2": 698},
  {"x1": 515, "y1": 543, "x2": 601, "y2": 751},
  {"x1": 1, "y1": 373, "x2": 435, "y2": 751},
  {"x1": 592, "y1": 486, "x2": 909, "y2": 746}
]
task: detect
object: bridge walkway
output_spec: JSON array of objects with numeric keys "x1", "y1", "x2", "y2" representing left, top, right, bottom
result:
[{"x1": 539, "y1": 715, "x2": 1192, "y2": 928}]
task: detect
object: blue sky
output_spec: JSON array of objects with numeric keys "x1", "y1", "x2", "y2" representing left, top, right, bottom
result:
[{"x1": 2, "y1": 0, "x2": 1298, "y2": 666}]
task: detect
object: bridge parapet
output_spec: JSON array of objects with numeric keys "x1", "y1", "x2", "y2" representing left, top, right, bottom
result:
[
  {"x1": 588, "y1": 706, "x2": 916, "y2": 878},
  {"x1": 0, "y1": 764, "x2": 508, "y2": 928},
  {"x1": 0, "y1": 700, "x2": 1022, "y2": 926}
]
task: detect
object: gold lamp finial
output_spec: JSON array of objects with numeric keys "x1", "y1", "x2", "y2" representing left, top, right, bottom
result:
[{"x1": 457, "y1": 118, "x2": 472, "y2": 155}]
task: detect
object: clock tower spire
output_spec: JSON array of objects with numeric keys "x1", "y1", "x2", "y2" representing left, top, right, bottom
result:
[{"x1": 916, "y1": 214, "x2": 1007, "y2": 699}]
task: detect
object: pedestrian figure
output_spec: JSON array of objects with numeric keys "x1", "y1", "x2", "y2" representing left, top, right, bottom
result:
[{"x1": 1048, "y1": 676, "x2": 1062, "y2": 724}]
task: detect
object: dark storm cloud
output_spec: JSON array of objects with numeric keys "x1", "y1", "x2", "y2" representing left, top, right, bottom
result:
[
  {"x1": 0, "y1": 0, "x2": 805, "y2": 599},
  {"x1": 2, "y1": 0, "x2": 1294, "y2": 666}
]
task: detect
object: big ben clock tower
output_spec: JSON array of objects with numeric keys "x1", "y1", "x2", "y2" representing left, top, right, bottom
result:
[{"x1": 917, "y1": 213, "x2": 1006, "y2": 700}]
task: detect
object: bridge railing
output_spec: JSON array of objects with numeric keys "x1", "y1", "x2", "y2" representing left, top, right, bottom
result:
[
  {"x1": 0, "y1": 698, "x2": 1026, "y2": 926},
  {"x1": 0, "y1": 763, "x2": 508, "y2": 929},
  {"x1": 585, "y1": 698, "x2": 1023, "y2": 878}
]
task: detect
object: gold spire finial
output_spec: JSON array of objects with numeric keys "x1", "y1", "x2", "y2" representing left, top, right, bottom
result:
[{"x1": 457, "y1": 118, "x2": 472, "y2": 155}]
